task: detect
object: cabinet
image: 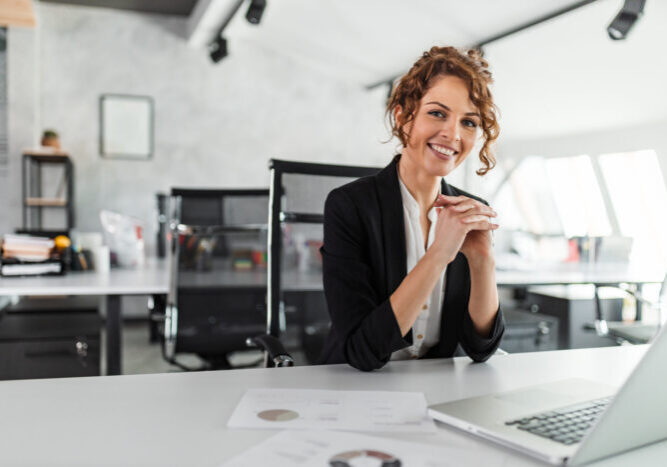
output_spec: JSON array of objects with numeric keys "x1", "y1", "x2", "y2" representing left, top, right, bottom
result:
[
  {"x1": 0, "y1": 297, "x2": 101, "y2": 380},
  {"x1": 22, "y1": 150, "x2": 74, "y2": 233}
]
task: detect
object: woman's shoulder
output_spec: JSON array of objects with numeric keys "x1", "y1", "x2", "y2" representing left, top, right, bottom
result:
[
  {"x1": 326, "y1": 161, "x2": 392, "y2": 207},
  {"x1": 325, "y1": 175, "x2": 379, "y2": 217}
]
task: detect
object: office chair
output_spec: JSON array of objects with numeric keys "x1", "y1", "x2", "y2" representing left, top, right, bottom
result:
[
  {"x1": 160, "y1": 188, "x2": 271, "y2": 370},
  {"x1": 592, "y1": 272, "x2": 667, "y2": 345},
  {"x1": 246, "y1": 159, "x2": 381, "y2": 367}
]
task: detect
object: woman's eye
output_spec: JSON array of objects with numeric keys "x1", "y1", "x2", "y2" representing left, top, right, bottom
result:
[
  {"x1": 428, "y1": 110, "x2": 445, "y2": 118},
  {"x1": 462, "y1": 119, "x2": 478, "y2": 128}
]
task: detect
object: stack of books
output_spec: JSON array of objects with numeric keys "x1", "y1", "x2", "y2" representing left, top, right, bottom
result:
[{"x1": 1, "y1": 234, "x2": 62, "y2": 276}]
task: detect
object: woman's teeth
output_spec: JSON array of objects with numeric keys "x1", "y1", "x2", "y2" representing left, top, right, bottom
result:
[{"x1": 430, "y1": 144, "x2": 456, "y2": 157}]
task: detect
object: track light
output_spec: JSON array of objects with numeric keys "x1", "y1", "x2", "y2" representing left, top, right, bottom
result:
[
  {"x1": 246, "y1": 0, "x2": 266, "y2": 25},
  {"x1": 607, "y1": 0, "x2": 646, "y2": 40},
  {"x1": 209, "y1": 36, "x2": 228, "y2": 63}
]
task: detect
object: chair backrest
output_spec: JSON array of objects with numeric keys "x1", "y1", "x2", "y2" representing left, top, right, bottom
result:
[
  {"x1": 266, "y1": 159, "x2": 381, "y2": 357},
  {"x1": 164, "y1": 189, "x2": 269, "y2": 364}
]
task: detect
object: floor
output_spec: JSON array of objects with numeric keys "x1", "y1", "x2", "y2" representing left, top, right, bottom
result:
[{"x1": 106, "y1": 320, "x2": 305, "y2": 376}]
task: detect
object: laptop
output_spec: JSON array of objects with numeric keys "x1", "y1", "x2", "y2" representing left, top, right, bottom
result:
[{"x1": 428, "y1": 324, "x2": 667, "y2": 465}]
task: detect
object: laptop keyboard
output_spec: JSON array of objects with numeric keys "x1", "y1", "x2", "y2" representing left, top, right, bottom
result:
[{"x1": 505, "y1": 397, "x2": 612, "y2": 445}]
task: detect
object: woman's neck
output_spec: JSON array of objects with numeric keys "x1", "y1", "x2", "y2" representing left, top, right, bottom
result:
[{"x1": 397, "y1": 151, "x2": 441, "y2": 211}]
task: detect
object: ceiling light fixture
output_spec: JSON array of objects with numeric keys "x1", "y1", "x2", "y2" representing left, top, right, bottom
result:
[
  {"x1": 607, "y1": 0, "x2": 646, "y2": 40},
  {"x1": 209, "y1": 36, "x2": 228, "y2": 63},
  {"x1": 207, "y1": 0, "x2": 244, "y2": 64},
  {"x1": 245, "y1": 0, "x2": 266, "y2": 25}
]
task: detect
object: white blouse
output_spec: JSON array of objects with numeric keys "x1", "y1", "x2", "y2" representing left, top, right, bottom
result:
[{"x1": 391, "y1": 177, "x2": 447, "y2": 360}]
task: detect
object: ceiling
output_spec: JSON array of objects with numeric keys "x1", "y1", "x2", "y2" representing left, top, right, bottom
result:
[
  {"x1": 36, "y1": 0, "x2": 667, "y2": 141},
  {"x1": 187, "y1": 0, "x2": 666, "y2": 140},
  {"x1": 41, "y1": 0, "x2": 198, "y2": 16}
]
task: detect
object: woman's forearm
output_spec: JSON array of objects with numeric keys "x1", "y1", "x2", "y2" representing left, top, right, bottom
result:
[
  {"x1": 467, "y1": 257, "x2": 499, "y2": 337},
  {"x1": 389, "y1": 249, "x2": 447, "y2": 336}
]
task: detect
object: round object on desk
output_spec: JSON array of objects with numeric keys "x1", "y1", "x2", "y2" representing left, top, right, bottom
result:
[{"x1": 54, "y1": 235, "x2": 71, "y2": 250}]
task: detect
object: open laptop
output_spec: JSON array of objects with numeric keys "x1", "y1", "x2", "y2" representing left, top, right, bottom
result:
[{"x1": 428, "y1": 324, "x2": 667, "y2": 465}]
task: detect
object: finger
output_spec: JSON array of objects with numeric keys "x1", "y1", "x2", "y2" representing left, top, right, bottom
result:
[
  {"x1": 437, "y1": 194, "x2": 467, "y2": 204},
  {"x1": 464, "y1": 220, "x2": 500, "y2": 231},
  {"x1": 462, "y1": 214, "x2": 494, "y2": 224},
  {"x1": 453, "y1": 203, "x2": 497, "y2": 217}
]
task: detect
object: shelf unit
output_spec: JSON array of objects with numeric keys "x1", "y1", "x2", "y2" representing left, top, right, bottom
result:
[{"x1": 21, "y1": 150, "x2": 74, "y2": 232}]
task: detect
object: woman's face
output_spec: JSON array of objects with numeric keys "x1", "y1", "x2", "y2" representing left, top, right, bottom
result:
[{"x1": 401, "y1": 74, "x2": 480, "y2": 177}]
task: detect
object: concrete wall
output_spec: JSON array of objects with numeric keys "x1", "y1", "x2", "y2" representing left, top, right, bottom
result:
[{"x1": 4, "y1": 2, "x2": 392, "y2": 251}]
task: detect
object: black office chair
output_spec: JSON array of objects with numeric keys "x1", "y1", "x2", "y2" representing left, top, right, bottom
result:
[
  {"x1": 247, "y1": 159, "x2": 381, "y2": 367},
  {"x1": 160, "y1": 188, "x2": 271, "y2": 370},
  {"x1": 591, "y1": 272, "x2": 667, "y2": 345}
]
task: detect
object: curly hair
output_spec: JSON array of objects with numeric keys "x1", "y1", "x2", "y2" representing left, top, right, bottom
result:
[{"x1": 386, "y1": 46, "x2": 500, "y2": 176}]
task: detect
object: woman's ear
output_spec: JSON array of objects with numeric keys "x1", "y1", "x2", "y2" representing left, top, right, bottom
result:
[
  {"x1": 394, "y1": 106, "x2": 403, "y2": 125},
  {"x1": 395, "y1": 106, "x2": 413, "y2": 145}
]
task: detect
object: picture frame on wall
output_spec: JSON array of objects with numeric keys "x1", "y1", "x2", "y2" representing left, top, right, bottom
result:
[{"x1": 99, "y1": 94, "x2": 154, "y2": 160}]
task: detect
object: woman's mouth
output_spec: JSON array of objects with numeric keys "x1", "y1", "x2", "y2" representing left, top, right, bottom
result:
[{"x1": 428, "y1": 143, "x2": 458, "y2": 161}]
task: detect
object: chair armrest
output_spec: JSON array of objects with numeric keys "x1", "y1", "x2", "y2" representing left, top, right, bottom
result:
[{"x1": 246, "y1": 334, "x2": 295, "y2": 367}]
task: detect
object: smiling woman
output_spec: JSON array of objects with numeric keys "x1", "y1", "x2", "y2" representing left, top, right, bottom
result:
[{"x1": 318, "y1": 46, "x2": 505, "y2": 371}]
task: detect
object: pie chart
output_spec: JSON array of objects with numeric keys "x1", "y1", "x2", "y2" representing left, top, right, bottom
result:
[
  {"x1": 257, "y1": 409, "x2": 299, "y2": 422},
  {"x1": 329, "y1": 449, "x2": 402, "y2": 467}
]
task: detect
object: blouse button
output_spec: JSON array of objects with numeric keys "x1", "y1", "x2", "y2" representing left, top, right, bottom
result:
[
  {"x1": 417, "y1": 334, "x2": 423, "y2": 339},
  {"x1": 422, "y1": 304, "x2": 428, "y2": 310}
]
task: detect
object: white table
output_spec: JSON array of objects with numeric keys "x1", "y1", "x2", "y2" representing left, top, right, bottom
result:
[
  {"x1": 0, "y1": 259, "x2": 169, "y2": 375},
  {"x1": 496, "y1": 262, "x2": 665, "y2": 288},
  {"x1": 0, "y1": 346, "x2": 663, "y2": 466},
  {"x1": 0, "y1": 259, "x2": 663, "y2": 375}
]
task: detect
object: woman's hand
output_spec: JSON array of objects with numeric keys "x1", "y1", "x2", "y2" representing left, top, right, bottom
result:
[{"x1": 432, "y1": 195, "x2": 498, "y2": 266}]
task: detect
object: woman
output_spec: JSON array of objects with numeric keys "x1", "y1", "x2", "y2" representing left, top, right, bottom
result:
[{"x1": 318, "y1": 46, "x2": 504, "y2": 371}]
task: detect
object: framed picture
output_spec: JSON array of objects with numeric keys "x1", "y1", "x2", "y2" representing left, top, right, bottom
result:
[{"x1": 99, "y1": 94, "x2": 154, "y2": 159}]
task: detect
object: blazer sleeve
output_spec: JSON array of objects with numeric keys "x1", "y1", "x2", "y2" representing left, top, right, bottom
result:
[
  {"x1": 321, "y1": 188, "x2": 410, "y2": 371},
  {"x1": 459, "y1": 306, "x2": 505, "y2": 362},
  {"x1": 455, "y1": 192, "x2": 506, "y2": 362}
]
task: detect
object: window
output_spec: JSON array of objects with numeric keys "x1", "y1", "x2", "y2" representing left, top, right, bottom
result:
[
  {"x1": 544, "y1": 155, "x2": 611, "y2": 237},
  {"x1": 494, "y1": 156, "x2": 562, "y2": 234},
  {"x1": 599, "y1": 150, "x2": 667, "y2": 268}
]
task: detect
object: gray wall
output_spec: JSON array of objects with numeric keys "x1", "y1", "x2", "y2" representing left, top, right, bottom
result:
[{"x1": 3, "y1": 2, "x2": 391, "y2": 250}]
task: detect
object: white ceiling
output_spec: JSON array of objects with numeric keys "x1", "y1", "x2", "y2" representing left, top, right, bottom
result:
[{"x1": 189, "y1": 0, "x2": 667, "y2": 140}]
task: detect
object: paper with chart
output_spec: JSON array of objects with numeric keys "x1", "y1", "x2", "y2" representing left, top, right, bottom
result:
[
  {"x1": 227, "y1": 388, "x2": 436, "y2": 433},
  {"x1": 220, "y1": 430, "x2": 507, "y2": 467}
]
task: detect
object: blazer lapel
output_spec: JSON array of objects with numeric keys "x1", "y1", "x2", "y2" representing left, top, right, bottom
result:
[
  {"x1": 441, "y1": 176, "x2": 457, "y2": 196},
  {"x1": 374, "y1": 156, "x2": 407, "y2": 295}
]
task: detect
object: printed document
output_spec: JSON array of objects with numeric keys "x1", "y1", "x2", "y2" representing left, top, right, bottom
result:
[
  {"x1": 227, "y1": 388, "x2": 436, "y2": 433},
  {"x1": 220, "y1": 430, "x2": 506, "y2": 467}
]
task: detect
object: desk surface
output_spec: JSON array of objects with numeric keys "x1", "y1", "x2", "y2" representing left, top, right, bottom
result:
[
  {"x1": 0, "y1": 260, "x2": 663, "y2": 296},
  {"x1": 0, "y1": 258, "x2": 170, "y2": 296},
  {"x1": 0, "y1": 345, "x2": 664, "y2": 466}
]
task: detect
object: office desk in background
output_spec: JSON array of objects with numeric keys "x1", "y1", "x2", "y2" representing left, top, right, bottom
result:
[
  {"x1": 0, "y1": 259, "x2": 169, "y2": 376},
  {"x1": 0, "y1": 345, "x2": 663, "y2": 466},
  {"x1": 0, "y1": 260, "x2": 663, "y2": 375}
]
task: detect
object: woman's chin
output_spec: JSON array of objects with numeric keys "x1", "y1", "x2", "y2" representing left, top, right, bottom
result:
[{"x1": 426, "y1": 159, "x2": 455, "y2": 178}]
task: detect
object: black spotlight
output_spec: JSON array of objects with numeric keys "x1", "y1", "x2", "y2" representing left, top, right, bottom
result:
[
  {"x1": 209, "y1": 36, "x2": 228, "y2": 63},
  {"x1": 607, "y1": 0, "x2": 646, "y2": 40},
  {"x1": 246, "y1": 0, "x2": 266, "y2": 25}
]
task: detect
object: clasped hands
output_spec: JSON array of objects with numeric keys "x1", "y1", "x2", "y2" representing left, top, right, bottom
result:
[{"x1": 430, "y1": 194, "x2": 499, "y2": 267}]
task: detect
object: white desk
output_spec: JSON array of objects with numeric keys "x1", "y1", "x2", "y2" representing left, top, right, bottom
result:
[
  {"x1": 496, "y1": 262, "x2": 665, "y2": 287},
  {"x1": 0, "y1": 346, "x2": 663, "y2": 466},
  {"x1": 0, "y1": 259, "x2": 169, "y2": 375},
  {"x1": 1, "y1": 259, "x2": 663, "y2": 375}
]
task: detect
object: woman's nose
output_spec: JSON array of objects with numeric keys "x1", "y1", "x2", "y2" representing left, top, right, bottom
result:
[{"x1": 439, "y1": 118, "x2": 460, "y2": 142}]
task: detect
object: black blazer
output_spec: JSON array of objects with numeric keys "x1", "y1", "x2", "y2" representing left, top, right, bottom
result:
[{"x1": 318, "y1": 155, "x2": 504, "y2": 371}]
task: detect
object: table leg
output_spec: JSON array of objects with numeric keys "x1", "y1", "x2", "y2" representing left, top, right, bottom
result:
[
  {"x1": 636, "y1": 283, "x2": 643, "y2": 321},
  {"x1": 106, "y1": 295, "x2": 122, "y2": 375}
]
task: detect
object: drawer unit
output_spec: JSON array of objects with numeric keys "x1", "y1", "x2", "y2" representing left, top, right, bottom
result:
[{"x1": 0, "y1": 311, "x2": 101, "y2": 380}]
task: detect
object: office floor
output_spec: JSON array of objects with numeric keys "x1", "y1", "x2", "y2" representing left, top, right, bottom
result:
[{"x1": 102, "y1": 320, "x2": 305, "y2": 375}]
